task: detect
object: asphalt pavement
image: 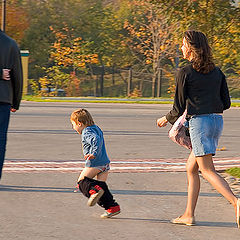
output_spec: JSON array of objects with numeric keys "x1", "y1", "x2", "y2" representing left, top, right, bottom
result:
[
  {"x1": 0, "y1": 102, "x2": 240, "y2": 240},
  {"x1": 4, "y1": 101, "x2": 240, "y2": 160},
  {"x1": 1, "y1": 172, "x2": 240, "y2": 240}
]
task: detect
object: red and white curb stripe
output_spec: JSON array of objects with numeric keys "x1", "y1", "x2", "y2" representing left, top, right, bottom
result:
[{"x1": 3, "y1": 158, "x2": 240, "y2": 173}]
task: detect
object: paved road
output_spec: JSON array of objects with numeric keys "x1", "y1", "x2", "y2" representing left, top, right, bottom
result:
[
  {"x1": 1, "y1": 102, "x2": 240, "y2": 240},
  {"x1": 1, "y1": 172, "x2": 240, "y2": 240},
  {"x1": 5, "y1": 101, "x2": 240, "y2": 162},
  {"x1": 4, "y1": 157, "x2": 240, "y2": 173}
]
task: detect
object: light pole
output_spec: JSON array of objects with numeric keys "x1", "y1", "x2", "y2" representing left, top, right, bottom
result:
[{"x1": 1, "y1": 0, "x2": 6, "y2": 32}]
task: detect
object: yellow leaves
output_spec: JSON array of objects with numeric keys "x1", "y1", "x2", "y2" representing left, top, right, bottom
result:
[
  {"x1": 39, "y1": 77, "x2": 50, "y2": 88},
  {"x1": 53, "y1": 42, "x2": 61, "y2": 49},
  {"x1": 123, "y1": 20, "x2": 130, "y2": 29},
  {"x1": 77, "y1": 62, "x2": 86, "y2": 68},
  {"x1": 74, "y1": 37, "x2": 82, "y2": 42},
  {"x1": 49, "y1": 26, "x2": 99, "y2": 70},
  {"x1": 139, "y1": 26, "x2": 145, "y2": 32},
  {"x1": 160, "y1": 45, "x2": 165, "y2": 51},
  {"x1": 146, "y1": 59, "x2": 152, "y2": 64},
  {"x1": 5, "y1": 1, "x2": 29, "y2": 43},
  {"x1": 91, "y1": 58, "x2": 99, "y2": 64}
]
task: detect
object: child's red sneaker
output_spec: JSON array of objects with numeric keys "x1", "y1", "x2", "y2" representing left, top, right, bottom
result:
[
  {"x1": 101, "y1": 205, "x2": 121, "y2": 218},
  {"x1": 87, "y1": 185, "x2": 104, "y2": 207},
  {"x1": 74, "y1": 184, "x2": 79, "y2": 192}
]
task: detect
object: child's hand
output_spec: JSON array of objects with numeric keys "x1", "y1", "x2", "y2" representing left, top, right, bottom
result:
[{"x1": 84, "y1": 154, "x2": 95, "y2": 160}]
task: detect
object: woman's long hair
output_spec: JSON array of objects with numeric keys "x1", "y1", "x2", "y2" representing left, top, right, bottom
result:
[{"x1": 184, "y1": 30, "x2": 215, "y2": 74}]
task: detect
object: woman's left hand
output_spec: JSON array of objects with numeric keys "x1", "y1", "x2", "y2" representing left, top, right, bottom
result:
[{"x1": 157, "y1": 116, "x2": 168, "y2": 127}]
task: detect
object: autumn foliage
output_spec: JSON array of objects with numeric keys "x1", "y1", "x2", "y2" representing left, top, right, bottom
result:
[
  {"x1": 50, "y1": 26, "x2": 98, "y2": 70},
  {"x1": 3, "y1": 0, "x2": 240, "y2": 97},
  {"x1": 0, "y1": 0, "x2": 29, "y2": 43},
  {"x1": 38, "y1": 25, "x2": 99, "y2": 96}
]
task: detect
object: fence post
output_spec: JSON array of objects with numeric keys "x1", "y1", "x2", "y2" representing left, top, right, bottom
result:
[
  {"x1": 99, "y1": 65, "x2": 104, "y2": 97},
  {"x1": 112, "y1": 65, "x2": 115, "y2": 86},
  {"x1": 94, "y1": 75, "x2": 98, "y2": 97},
  {"x1": 175, "y1": 44, "x2": 179, "y2": 69},
  {"x1": 127, "y1": 67, "x2": 132, "y2": 96},
  {"x1": 157, "y1": 68, "x2": 162, "y2": 97}
]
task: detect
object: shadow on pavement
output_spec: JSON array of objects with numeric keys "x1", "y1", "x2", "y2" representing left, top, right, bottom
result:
[
  {"x1": 113, "y1": 217, "x2": 169, "y2": 223},
  {"x1": 196, "y1": 221, "x2": 236, "y2": 228},
  {"x1": 0, "y1": 185, "x2": 220, "y2": 197},
  {"x1": 113, "y1": 217, "x2": 236, "y2": 228},
  {"x1": 112, "y1": 189, "x2": 221, "y2": 197},
  {"x1": 0, "y1": 184, "x2": 74, "y2": 193}
]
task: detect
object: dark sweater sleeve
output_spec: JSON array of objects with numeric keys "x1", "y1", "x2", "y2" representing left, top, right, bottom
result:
[
  {"x1": 10, "y1": 42, "x2": 23, "y2": 110},
  {"x1": 166, "y1": 68, "x2": 187, "y2": 124},
  {"x1": 220, "y1": 72, "x2": 231, "y2": 110}
]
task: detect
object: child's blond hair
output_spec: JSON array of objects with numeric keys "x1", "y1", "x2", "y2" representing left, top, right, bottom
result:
[{"x1": 70, "y1": 108, "x2": 95, "y2": 126}]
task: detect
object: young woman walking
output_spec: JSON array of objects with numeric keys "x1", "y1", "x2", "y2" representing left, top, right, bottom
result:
[{"x1": 157, "y1": 30, "x2": 240, "y2": 228}]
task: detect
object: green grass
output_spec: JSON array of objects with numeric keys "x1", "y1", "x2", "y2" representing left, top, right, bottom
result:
[
  {"x1": 22, "y1": 95, "x2": 240, "y2": 107},
  {"x1": 22, "y1": 95, "x2": 173, "y2": 104},
  {"x1": 231, "y1": 102, "x2": 240, "y2": 107},
  {"x1": 226, "y1": 167, "x2": 240, "y2": 178}
]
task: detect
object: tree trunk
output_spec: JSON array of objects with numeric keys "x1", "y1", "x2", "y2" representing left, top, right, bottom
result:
[
  {"x1": 99, "y1": 65, "x2": 104, "y2": 97},
  {"x1": 157, "y1": 68, "x2": 162, "y2": 97},
  {"x1": 127, "y1": 67, "x2": 133, "y2": 96},
  {"x1": 112, "y1": 65, "x2": 115, "y2": 86},
  {"x1": 94, "y1": 75, "x2": 98, "y2": 97}
]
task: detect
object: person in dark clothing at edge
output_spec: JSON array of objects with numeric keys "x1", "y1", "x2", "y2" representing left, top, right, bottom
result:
[
  {"x1": 0, "y1": 29, "x2": 23, "y2": 179},
  {"x1": 157, "y1": 30, "x2": 240, "y2": 228}
]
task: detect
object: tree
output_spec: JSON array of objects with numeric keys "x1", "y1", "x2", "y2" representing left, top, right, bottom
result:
[
  {"x1": 41, "y1": 25, "x2": 98, "y2": 96},
  {"x1": 0, "y1": 0, "x2": 29, "y2": 43},
  {"x1": 151, "y1": 0, "x2": 240, "y2": 96},
  {"x1": 18, "y1": 0, "x2": 240, "y2": 97},
  {"x1": 153, "y1": 0, "x2": 240, "y2": 72},
  {"x1": 124, "y1": 0, "x2": 176, "y2": 97}
]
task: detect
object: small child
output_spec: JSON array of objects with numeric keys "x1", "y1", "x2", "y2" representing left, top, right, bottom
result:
[{"x1": 70, "y1": 108, "x2": 120, "y2": 218}]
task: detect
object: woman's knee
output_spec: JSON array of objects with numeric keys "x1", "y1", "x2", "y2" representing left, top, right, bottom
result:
[
  {"x1": 186, "y1": 151, "x2": 199, "y2": 175},
  {"x1": 196, "y1": 155, "x2": 216, "y2": 177},
  {"x1": 199, "y1": 168, "x2": 216, "y2": 180},
  {"x1": 186, "y1": 163, "x2": 199, "y2": 175}
]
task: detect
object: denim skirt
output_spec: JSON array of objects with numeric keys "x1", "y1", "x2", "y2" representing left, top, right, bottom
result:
[{"x1": 189, "y1": 114, "x2": 223, "y2": 157}]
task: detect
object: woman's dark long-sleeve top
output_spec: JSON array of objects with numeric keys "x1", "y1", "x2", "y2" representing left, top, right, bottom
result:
[{"x1": 166, "y1": 64, "x2": 231, "y2": 125}]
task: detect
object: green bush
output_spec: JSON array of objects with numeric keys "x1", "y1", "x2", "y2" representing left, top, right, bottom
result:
[{"x1": 226, "y1": 167, "x2": 240, "y2": 178}]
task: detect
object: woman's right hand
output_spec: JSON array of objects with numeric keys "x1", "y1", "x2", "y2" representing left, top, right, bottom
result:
[{"x1": 157, "y1": 116, "x2": 168, "y2": 127}]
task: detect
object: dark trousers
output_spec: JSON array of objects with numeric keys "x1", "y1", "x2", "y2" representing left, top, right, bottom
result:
[
  {"x1": 0, "y1": 103, "x2": 11, "y2": 179},
  {"x1": 78, "y1": 177, "x2": 118, "y2": 210}
]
